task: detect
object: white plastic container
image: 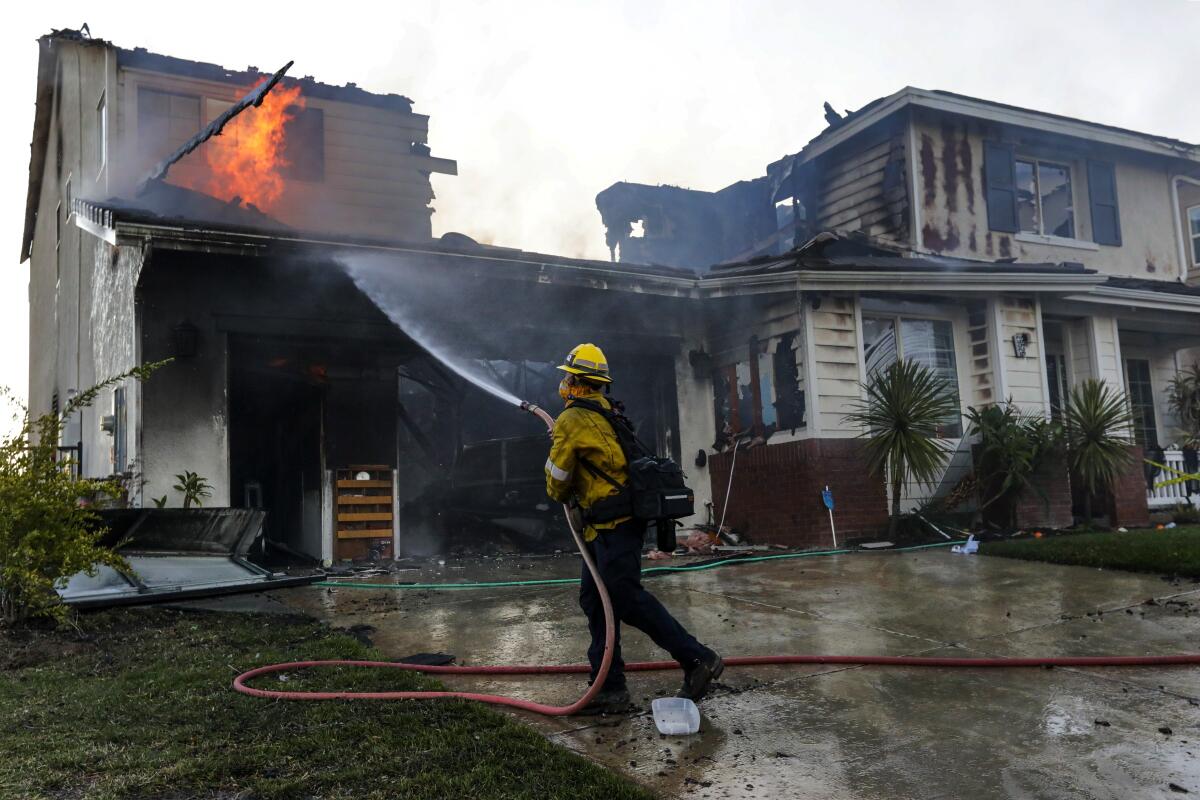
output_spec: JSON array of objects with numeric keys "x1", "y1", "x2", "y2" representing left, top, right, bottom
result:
[{"x1": 651, "y1": 697, "x2": 701, "y2": 735}]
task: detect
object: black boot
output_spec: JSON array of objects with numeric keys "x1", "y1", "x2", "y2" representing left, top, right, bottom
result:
[
  {"x1": 677, "y1": 650, "x2": 723, "y2": 701},
  {"x1": 577, "y1": 686, "x2": 632, "y2": 715}
]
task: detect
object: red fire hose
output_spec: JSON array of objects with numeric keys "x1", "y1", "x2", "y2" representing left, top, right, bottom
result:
[{"x1": 233, "y1": 402, "x2": 1200, "y2": 716}]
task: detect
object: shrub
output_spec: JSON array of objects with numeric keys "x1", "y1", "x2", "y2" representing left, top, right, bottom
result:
[
  {"x1": 1167, "y1": 363, "x2": 1200, "y2": 448},
  {"x1": 966, "y1": 402, "x2": 1061, "y2": 529},
  {"x1": 0, "y1": 363, "x2": 167, "y2": 626}
]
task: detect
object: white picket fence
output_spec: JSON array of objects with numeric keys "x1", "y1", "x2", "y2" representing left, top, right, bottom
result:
[{"x1": 1147, "y1": 449, "x2": 1200, "y2": 510}]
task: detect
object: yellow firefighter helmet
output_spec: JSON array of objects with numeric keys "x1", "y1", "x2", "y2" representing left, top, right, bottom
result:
[{"x1": 557, "y1": 343, "x2": 612, "y2": 384}]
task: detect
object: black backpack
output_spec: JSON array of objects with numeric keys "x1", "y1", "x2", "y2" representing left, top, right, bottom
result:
[{"x1": 567, "y1": 398, "x2": 694, "y2": 530}]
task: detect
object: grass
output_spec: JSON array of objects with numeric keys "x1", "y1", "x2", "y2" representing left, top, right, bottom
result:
[
  {"x1": 983, "y1": 525, "x2": 1200, "y2": 577},
  {"x1": 0, "y1": 608, "x2": 652, "y2": 800}
]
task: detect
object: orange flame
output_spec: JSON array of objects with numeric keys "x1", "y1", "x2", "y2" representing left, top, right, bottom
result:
[{"x1": 175, "y1": 81, "x2": 304, "y2": 212}]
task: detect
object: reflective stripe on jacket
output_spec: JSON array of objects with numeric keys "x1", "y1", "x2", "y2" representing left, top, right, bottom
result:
[{"x1": 544, "y1": 390, "x2": 630, "y2": 541}]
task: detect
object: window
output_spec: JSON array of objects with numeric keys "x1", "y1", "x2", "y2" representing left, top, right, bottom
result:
[
  {"x1": 1124, "y1": 359, "x2": 1159, "y2": 448},
  {"x1": 712, "y1": 332, "x2": 804, "y2": 446},
  {"x1": 1189, "y1": 206, "x2": 1200, "y2": 267},
  {"x1": 863, "y1": 316, "x2": 963, "y2": 437},
  {"x1": 1015, "y1": 158, "x2": 1075, "y2": 238},
  {"x1": 282, "y1": 106, "x2": 325, "y2": 181},
  {"x1": 138, "y1": 87, "x2": 201, "y2": 158},
  {"x1": 96, "y1": 92, "x2": 107, "y2": 173},
  {"x1": 1045, "y1": 353, "x2": 1068, "y2": 422}
]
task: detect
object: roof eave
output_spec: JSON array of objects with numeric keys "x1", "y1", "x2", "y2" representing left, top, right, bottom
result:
[
  {"x1": 795, "y1": 87, "x2": 1200, "y2": 169},
  {"x1": 80, "y1": 213, "x2": 702, "y2": 299},
  {"x1": 699, "y1": 268, "x2": 1109, "y2": 298},
  {"x1": 1064, "y1": 285, "x2": 1200, "y2": 314}
]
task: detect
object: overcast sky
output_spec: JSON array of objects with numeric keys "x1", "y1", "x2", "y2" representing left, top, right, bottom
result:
[{"x1": 2, "y1": 0, "x2": 1199, "y2": 433}]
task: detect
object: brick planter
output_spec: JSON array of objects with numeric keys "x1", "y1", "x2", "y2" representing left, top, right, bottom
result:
[
  {"x1": 708, "y1": 438, "x2": 888, "y2": 548},
  {"x1": 1108, "y1": 444, "x2": 1150, "y2": 529},
  {"x1": 1011, "y1": 455, "x2": 1074, "y2": 531}
]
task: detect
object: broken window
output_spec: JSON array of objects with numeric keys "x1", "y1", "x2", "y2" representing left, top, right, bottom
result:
[
  {"x1": 712, "y1": 332, "x2": 804, "y2": 447},
  {"x1": 1015, "y1": 158, "x2": 1075, "y2": 238},
  {"x1": 863, "y1": 315, "x2": 962, "y2": 438},
  {"x1": 138, "y1": 87, "x2": 201, "y2": 159}
]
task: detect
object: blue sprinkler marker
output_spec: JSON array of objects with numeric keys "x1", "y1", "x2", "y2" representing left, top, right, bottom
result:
[{"x1": 821, "y1": 485, "x2": 837, "y2": 547}]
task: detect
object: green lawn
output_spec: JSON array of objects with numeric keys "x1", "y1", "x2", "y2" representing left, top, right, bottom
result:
[
  {"x1": 0, "y1": 608, "x2": 651, "y2": 800},
  {"x1": 983, "y1": 526, "x2": 1200, "y2": 577}
]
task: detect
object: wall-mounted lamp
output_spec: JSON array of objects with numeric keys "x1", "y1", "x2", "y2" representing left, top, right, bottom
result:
[
  {"x1": 1012, "y1": 333, "x2": 1030, "y2": 358},
  {"x1": 172, "y1": 322, "x2": 200, "y2": 359}
]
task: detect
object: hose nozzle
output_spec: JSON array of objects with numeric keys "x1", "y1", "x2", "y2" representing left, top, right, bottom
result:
[{"x1": 520, "y1": 400, "x2": 555, "y2": 433}]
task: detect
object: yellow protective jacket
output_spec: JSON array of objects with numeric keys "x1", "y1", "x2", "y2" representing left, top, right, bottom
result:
[{"x1": 544, "y1": 390, "x2": 631, "y2": 541}]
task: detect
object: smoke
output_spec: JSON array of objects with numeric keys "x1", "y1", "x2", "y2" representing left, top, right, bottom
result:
[{"x1": 337, "y1": 251, "x2": 525, "y2": 407}]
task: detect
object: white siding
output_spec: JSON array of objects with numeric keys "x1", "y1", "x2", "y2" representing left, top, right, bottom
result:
[{"x1": 810, "y1": 295, "x2": 862, "y2": 437}]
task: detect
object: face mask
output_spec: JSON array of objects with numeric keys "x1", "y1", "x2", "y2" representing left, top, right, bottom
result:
[{"x1": 559, "y1": 377, "x2": 593, "y2": 403}]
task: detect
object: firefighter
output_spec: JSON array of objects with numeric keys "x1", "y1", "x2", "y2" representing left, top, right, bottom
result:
[{"x1": 545, "y1": 343, "x2": 722, "y2": 714}]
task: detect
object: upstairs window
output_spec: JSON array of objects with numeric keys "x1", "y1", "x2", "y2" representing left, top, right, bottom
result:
[
  {"x1": 1189, "y1": 206, "x2": 1200, "y2": 267},
  {"x1": 138, "y1": 87, "x2": 201, "y2": 159},
  {"x1": 1015, "y1": 158, "x2": 1075, "y2": 238},
  {"x1": 863, "y1": 315, "x2": 963, "y2": 438}
]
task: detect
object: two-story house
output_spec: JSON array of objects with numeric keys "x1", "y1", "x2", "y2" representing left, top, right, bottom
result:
[
  {"x1": 606, "y1": 87, "x2": 1200, "y2": 545},
  {"x1": 21, "y1": 29, "x2": 705, "y2": 565}
]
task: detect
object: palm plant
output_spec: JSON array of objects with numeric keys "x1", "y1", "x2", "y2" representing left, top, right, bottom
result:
[
  {"x1": 966, "y1": 402, "x2": 1061, "y2": 529},
  {"x1": 1167, "y1": 362, "x2": 1200, "y2": 448},
  {"x1": 1062, "y1": 379, "x2": 1134, "y2": 524},
  {"x1": 843, "y1": 359, "x2": 961, "y2": 537}
]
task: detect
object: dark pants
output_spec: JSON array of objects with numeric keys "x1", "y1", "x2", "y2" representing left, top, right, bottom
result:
[{"x1": 579, "y1": 519, "x2": 708, "y2": 690}]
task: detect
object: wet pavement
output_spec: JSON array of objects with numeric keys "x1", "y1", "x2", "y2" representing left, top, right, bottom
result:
[{"x1": 258, "y1": 550, "x2": 1200, "y2": 799}]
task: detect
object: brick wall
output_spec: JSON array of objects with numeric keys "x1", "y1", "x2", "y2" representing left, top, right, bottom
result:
[
  {"x1": 1012, "y1": 456, "x2": 1074, "y2": 531},
  {"x1": 707, "y1": 438, "x2": 889, "y2": 548},
  {"x1": 1109, "y1": 444, "x2": 1150, "y2": 528}
]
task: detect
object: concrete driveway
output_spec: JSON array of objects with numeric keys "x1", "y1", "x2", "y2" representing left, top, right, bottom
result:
[{"x1": 270, "y1": 549, "x2": 1200, "y2": 799}]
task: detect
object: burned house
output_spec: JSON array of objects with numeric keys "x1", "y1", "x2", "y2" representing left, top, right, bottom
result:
[
  {"x1": 23, "y1": 29, "x2": 708, "y2": 566},
  {"x1": 22, "y1": 28, "x2": 1200, "y2": 566},
  {"x1": 600, "y1": 87, "x2": 1200, "y2": 542}
]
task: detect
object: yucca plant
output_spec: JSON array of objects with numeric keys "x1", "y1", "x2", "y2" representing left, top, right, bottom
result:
[
  {"x1": 843, "y1": 359, "x2": 961, "y2": 537},
  {"x1": 1063, "y1": 379, "x2": 1135, "y2": 524}
]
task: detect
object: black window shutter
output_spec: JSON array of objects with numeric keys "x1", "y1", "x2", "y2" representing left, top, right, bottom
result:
[
  {"x1": 984, "y1": 142, "x2": 1019, "y2": 233},
  {"x1": 1087, "y1": 160, "x2": 1122, "y2": 246}
]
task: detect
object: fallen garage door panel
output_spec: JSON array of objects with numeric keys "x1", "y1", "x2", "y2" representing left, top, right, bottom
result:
[
  {"x1": 60, "y1": 555, "x2": 316, "y2": 609},
  {"x1": 58, "y1": 508, "x2": 319, "y2": 609}
]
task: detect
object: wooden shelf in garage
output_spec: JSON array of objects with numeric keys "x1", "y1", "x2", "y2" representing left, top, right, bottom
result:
[
  {"x1": 337, "y1": 527, "x2": 394, "y2": 540},
  {"x1": 334, "y1": 466, "x2": 395, "y2": 556},
  {"x1": 338, "y1": 511, "x2": 393, "y2": 522}
]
